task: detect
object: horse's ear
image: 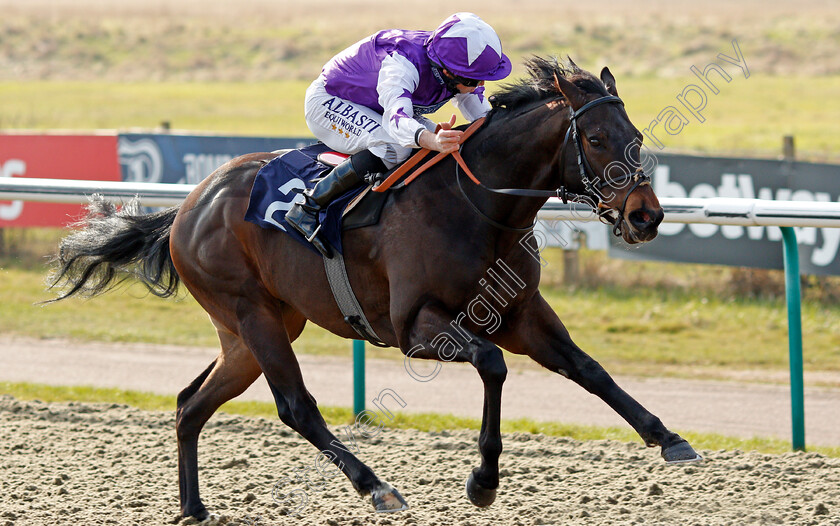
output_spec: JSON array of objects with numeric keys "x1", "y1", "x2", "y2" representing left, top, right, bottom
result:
[
  {"x1": 600, "y1": 66, "x2": 619, "y2": 97},
  {"x1": 553, "y1": 73, "x2": 586, "y2": 110}
]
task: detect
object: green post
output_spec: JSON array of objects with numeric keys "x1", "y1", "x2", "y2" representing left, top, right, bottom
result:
[
  {"x1": 780, "y1": 226, "x2": 805, "y2": 451},
  {"x1": 353, "y1": 340, "x2": 365, "y2": 416}
]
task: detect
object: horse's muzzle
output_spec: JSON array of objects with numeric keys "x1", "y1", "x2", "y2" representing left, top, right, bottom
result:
[{"x1": 624, "y1": 206, "x2": 664, "y2": 244}]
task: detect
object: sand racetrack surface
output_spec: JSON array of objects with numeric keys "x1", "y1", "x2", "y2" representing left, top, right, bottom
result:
[{"x1": 2, "y1": 396, "x2": 839, "y2": 526}]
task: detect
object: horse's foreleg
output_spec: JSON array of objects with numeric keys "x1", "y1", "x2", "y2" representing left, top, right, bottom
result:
[
  {"x1": 176, "y1": 325, "x2": 263, "y2": 521},
  {"x1": 403, "y1": 304, "x2": 507, "y2": 507},
  {"x1": 502, "y1": 294, "x2": 701, "y2": 463}
]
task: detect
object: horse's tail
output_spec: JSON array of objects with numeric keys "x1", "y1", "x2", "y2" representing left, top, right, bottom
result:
[{"x1": 47, "y1": 196, "x2": 181, "y2": 302}]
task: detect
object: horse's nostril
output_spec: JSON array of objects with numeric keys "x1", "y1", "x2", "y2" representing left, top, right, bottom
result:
[
  {"x1": 629, "y1": 210, "x2": 652, "y2": 228},
  {"x1": 628, "y1": 208, "x2": 664, "y2": 233}
]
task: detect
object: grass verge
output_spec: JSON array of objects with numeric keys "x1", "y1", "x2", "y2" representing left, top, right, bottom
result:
[
  {"x1": 2, "y1": 381, "x2": 837, "y2": 458},
  {"x1": 4, "y1": 249, "x2": 839, "y2": 381},
  {"x1": 2, "y1": 74, "x2": 840, "y2": 161}
]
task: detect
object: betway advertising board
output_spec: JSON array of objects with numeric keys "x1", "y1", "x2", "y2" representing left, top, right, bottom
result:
[{"x1": 610, "y1": 153, "x2": 840, "y2": 276}]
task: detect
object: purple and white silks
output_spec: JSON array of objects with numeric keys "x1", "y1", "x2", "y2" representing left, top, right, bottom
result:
[{"x1": 304, "y1": 29, "x2": 491, "y2": 165}]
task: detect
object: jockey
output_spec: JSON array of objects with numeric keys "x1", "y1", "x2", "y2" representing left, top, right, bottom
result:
[{"x1": 285, "y1": 12, "x2": 511, "y2": 257}]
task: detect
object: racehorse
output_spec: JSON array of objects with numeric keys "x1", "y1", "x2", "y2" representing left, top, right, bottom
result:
[{"x1": 48, "y1": 57, "x2": 700, "y2": 522}]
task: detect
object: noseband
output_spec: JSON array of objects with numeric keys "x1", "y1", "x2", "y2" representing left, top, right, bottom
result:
[
  {"x1": 457, "y1": 94, "x2": 651, "y2": 236},
  {"x1": 559, "y1": 95, "x2": 651, "y2": 236}
]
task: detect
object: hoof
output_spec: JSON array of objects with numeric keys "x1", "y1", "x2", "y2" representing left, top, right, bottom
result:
[
  {"x1": 178, "y1": 505, "x2": 209, "y2": 524},
  {"x1": 466, "y1": 471, "x2": 497, "y2": 507},
  {"x1": 199, "y1": 513, "x2": 223, "y2": 525},
  {"x1": 371, "y1": 482, "x2": 409, "y2": 513},
  {"x1": 662, "y1": 440, "x2": 703, "y2": 464}
]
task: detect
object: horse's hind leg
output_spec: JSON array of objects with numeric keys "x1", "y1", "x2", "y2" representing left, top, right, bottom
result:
[
  {"x1": 237, "y1": 301, "x2": 408, "y2": 513},
  {"x1": 175, "y1": 319, "x2": 264, "y2": 521}
]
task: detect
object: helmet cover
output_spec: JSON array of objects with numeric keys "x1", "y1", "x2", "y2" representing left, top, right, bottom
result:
[{"x1": 426, "y1": 12, "x2": 511, "y2": 81}]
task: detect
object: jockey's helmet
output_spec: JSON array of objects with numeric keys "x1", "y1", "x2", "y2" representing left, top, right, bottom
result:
[{"x1": 425, "y1": 13, "x2": 511, "y2": 82}]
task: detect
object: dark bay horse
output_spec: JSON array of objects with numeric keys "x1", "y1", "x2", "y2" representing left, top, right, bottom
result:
[{"x1": 49, "y1": 57, "x2": 699, "y2": 521}]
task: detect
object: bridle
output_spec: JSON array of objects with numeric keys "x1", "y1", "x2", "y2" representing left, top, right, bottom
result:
[{"x1": 457, "y1": 94, "x2": 652, "y2": 236}]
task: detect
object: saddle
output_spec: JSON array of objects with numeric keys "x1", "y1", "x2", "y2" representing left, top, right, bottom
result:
[
  {"x1": 244, "y1": 117, "x2": 487, "y2": 256},
  {"x1": 243, "y1": 143, "x2": 389, "y2": 256}
]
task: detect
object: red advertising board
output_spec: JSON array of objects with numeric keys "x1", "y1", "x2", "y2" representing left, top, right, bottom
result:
[{"x1": 0, "y1": 135, "x2": 120, "y2": 227}]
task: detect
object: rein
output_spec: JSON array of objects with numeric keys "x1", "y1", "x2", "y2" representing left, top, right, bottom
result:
[
  {"x1": 373, "y1": 94, "x2": 651, "y2": 235},
  {"x1": 371, "y1": 118, "x2": 485, "y2": 193},
  {"x1": 458, "y1": 95, "x2": 651, "y2": 235}
]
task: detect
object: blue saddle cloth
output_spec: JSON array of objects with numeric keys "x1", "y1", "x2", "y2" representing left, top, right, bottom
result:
[{"x1": 244, "y1": 143, "x2": 365, "y2": 255}]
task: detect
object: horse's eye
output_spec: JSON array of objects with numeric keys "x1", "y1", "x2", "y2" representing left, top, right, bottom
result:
[{"x1": 588, "y1": 138, "x2": 601, "y2": 147}]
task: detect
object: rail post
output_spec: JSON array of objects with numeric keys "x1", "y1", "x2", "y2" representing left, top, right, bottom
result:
[
  {"x1": 780, "y1": 226, "x2": 805, "y2": 451},
  {"x1": 353, "y1": 340, "x2": 365, "y2": 416}
]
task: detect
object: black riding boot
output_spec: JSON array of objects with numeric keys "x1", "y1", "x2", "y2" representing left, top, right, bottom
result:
[{"x1": 285, "y1": 153, "x2": 377, "y2": 257}]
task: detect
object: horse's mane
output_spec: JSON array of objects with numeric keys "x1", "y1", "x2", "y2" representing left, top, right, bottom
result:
[{"x1": 487, "y1": 56, "x2": 609, "y2": 119}]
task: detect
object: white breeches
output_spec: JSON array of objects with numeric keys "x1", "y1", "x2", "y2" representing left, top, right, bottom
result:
[{"x1": 304, "y1": 77, "x2": 413, "y2": 168}]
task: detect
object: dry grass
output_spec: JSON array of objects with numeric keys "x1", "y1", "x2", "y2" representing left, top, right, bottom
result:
[
  {"x1": 3, "y1": 0, "x2": 839, "y2": 159},
  {"x1": 1, "y1": 0, "x2": 838, "y2": 82}
]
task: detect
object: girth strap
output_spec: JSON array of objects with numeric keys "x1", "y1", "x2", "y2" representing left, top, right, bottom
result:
[{"x1": 323, "y1": 251, "x2": 388, "y2": 347}]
